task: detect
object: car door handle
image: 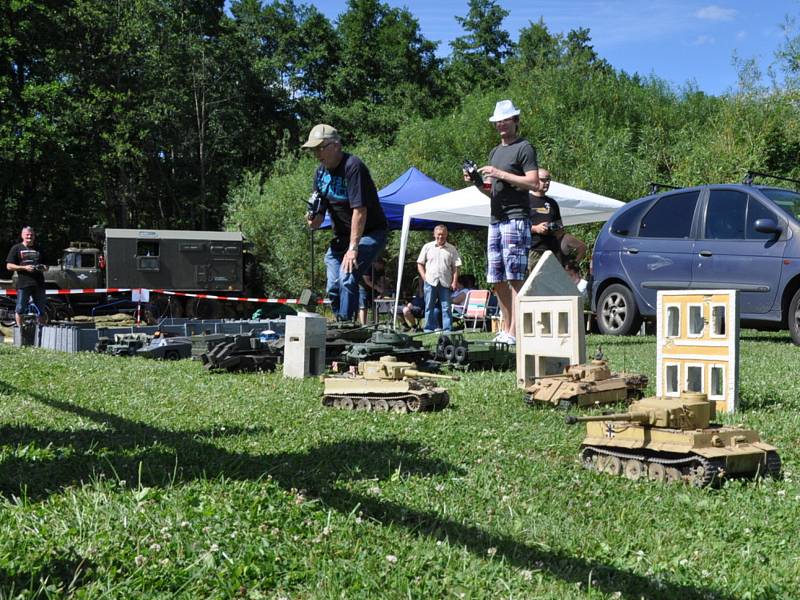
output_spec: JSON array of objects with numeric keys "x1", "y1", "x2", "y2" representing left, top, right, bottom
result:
[
  {"x1": 699, "y1": 250, "x2": 712, "y2": 257},
  {"x1": 624, "y1": 248, "x2": 639, "y2": 254}
]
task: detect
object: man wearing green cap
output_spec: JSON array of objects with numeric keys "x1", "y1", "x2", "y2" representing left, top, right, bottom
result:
[{"x1": 303, "y1": 124, "x2": 388, "y2": 321}]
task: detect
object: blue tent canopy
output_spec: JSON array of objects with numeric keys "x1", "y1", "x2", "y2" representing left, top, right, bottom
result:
[{"x1": 319, "y1": 167, "x2": 471, "y2": 231}]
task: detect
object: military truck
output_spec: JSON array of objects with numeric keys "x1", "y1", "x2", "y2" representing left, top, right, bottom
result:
[{"x1": 42, "y1": 229, "x2": 259, "y2": 318}]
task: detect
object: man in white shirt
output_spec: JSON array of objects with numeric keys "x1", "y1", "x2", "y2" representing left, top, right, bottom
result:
[{"x1": 417, "y1": 225, "x2": 461, "y2": 332}]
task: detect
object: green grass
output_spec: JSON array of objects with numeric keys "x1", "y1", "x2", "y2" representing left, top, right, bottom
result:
[{"x1": 0, "y1": 331, "x2": 799, "y2": 599}]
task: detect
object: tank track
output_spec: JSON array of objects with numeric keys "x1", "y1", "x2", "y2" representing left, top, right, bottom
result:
[
  {"x1": 764, "y1": 450, "x2": 782, "y2": 479},
  {"x1": 579, "y1": 446, "x2": 727, "y2": 488},
  {"x1": 322, "y1": 391, "x2": 449, "y2": 413}
]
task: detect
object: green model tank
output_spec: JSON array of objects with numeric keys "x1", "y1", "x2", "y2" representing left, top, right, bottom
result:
[
  {"x1": 322, "y1": 355, "x2": 458, "y2": 413},
  {"x1": 337, "y1": 329, "x2": 432, "y2": 367},
  {"x1": 566, "y1": 392, "x2": 781, "y2": 487}
]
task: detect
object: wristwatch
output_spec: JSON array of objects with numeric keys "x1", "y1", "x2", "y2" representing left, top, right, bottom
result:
[{"x1": 349, "y1": 243, "x2": 359, "y2": 253}]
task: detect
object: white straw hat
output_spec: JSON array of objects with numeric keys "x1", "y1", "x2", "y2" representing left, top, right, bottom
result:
[{"x1": 489, "y1": 100, "x2": 521, "y2": 122}]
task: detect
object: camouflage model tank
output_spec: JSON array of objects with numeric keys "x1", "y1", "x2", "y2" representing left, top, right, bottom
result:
[
  {"x1": 524, "y1": 356, "x2": 647, "y2": 408},
  {"x1": 566, "y1": 392, "x2": 781, "y2": 487},
  {"x1": 95, "y1": 333, "x2": 151, "y2": 356},
  {"x1": 322, "y1": 355, "x2": 458, "y2": 413},
  {"x1": 337, "y1": 329, "x2": 432, "y2": 367}
]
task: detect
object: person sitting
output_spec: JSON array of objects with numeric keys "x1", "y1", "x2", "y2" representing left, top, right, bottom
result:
[
  {"x1": 451, "y1": 274, "x2": 476, "y2": 314},
  {"x1": 358, "y1": 257, "x2": 389, "y2": 325},
  {"x1": 565, "y1": 261, "x2": 588, "y2": 300}
]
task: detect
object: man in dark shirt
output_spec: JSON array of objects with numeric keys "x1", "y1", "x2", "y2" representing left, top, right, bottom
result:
[
  {"x1": 467, "y1": 100, "x2": 540, "y2": 345},
  {"x1": 303, "y1": 124, "x2": 388, "y2": 321},
  {"x1": 528, "y1": 168, "x2": 563, "y2": 271},
  {"x1": 6, "y1": 226, "x2": 48, "y2": 326}
]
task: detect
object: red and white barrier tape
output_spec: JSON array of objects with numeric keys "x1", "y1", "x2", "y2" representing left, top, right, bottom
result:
[
  {"x1": 0, "y1": 287, "x2": 131, "y2": 296},
  {"x1": 0, "y1": 287, "x2": 328, "y2": 304}
]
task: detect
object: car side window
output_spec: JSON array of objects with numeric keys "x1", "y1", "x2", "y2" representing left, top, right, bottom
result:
[
  {"x1": 638, "y1": 191, "x2": 699, "y2": 238},
  {"x1": 610, "y1": 200, "x2": 653, "y2": 237},
  {"x1": 746, "y1": 198, "x2": 778, "y2": 240},
  {"x1": 704, "y1": 190, "x2": 746, "y2": 239}
]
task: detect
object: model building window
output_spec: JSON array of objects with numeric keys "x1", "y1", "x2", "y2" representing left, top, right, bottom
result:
[
  {"x1": 711, "y1": 305, "x2": 726, "y2": 337},
  {"x1": 557, "y1": 311, "x2": 569, "y2": 335},
  {"x1": 686, "y1": 365, "x2": 703, "y2": 392},
  {"x1": 523, "y1": 311, "x2": 534, "y2": 335},
  {"x1": 539, "y1": 311, "x2": 552, "y2": 336},
  {"x1": 137, "y1": 241, "x2": 160, "y2": 257},
  {"x1": 666, "y1": 305, "x2": 680, "y2": 337},
  {"x1": 710, "y1": 365, "x2": 724, "y2": 398},
  {"x1": 688, "y1": 304, "x2": 704, "y2": 336},
  {"x1": 665, "y1": 364, "x2": 679, "y2": 395}
]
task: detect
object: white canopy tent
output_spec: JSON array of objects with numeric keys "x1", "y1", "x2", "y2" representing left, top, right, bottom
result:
[{"x1": 392, "y1": 181, "x2": 624, "y2": 320}]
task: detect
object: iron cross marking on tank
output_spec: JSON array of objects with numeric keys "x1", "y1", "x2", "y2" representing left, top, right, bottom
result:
[{"x1": 605, "y1": 423, "x2": 615, "y2": 438}]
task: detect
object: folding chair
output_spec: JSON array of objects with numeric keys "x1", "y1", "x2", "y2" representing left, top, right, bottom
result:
[{"x1": 458, "y1": 290, "x2": 492, "y2": 331}]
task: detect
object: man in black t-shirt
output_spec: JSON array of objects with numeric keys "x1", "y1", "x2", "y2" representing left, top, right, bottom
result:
[
  {"x1": 465, "y1": 100, "x2": 541, "y2": 345},
  {"x1": 528, "y1": 168, "x2": 563, "y2": 271},
  {"x1": 5, "y1": 226, "x2": 48, "y2": 326},
  {"x1": 303, "y1": 124, "x2": 388, "y2": 321}
]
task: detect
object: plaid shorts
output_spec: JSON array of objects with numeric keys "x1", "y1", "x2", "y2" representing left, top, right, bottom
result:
[{"x1": 487, "y1": 218, "x2": 531, "y2": 283}]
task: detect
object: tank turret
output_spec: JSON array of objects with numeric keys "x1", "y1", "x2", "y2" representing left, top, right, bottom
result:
[
  {"x1": 322, "y1": 355, "x2": 456, "y2": 413},
  {"x1": 566, "y1": 392, "x2": 781, "y2": 487},
  {"x1": 360, "y1": 356, "x2": 459, "y2": 382},
  {"x1": 565, "y1": 393, "x2": 713, "y2": 428}
]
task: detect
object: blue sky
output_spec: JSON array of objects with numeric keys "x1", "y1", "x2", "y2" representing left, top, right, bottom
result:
[{"x1": 288, "y1": 1, "x2": 798, "y2": 95}]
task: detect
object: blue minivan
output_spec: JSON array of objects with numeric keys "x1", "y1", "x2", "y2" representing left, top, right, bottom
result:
[{"x1": 591, "y1": 183, "x2": 800, "y2": 344}]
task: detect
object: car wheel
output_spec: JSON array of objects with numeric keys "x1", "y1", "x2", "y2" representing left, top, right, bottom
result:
[
  {"x1": 597, "y1": 284, "x2": 642, "y2": 336},
  {"x1": 788, "y1": 288, "x2": 800, "y2": 345}
]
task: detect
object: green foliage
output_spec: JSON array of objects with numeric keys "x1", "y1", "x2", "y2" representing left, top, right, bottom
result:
[
  {"x1": 0, "y1": 332, "x2": 799, "y2": 597},
  {"x1": 225, "y1": 159, "x2": 323, "y2": 296}
]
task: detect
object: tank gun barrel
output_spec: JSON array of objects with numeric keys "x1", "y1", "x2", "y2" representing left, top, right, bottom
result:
[
  {"x1": 565, "y1": 411, "x2": 650, "y2": 425},
  {"x1": 403, "y1": 369, "x2": 460, "y2": 382}
]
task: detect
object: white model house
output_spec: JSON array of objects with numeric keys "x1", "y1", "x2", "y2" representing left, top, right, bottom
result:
[{"x1": 515, "y1": 251, "x2": 585, "y2": 389}]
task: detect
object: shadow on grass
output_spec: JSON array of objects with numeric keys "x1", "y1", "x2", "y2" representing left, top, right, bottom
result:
[
  {"x1": 0, "y1": 382, "x2": 736, "y2": 600},
  {"x1": 0, "y1": 554, "x2": 93, "y2": 597}
]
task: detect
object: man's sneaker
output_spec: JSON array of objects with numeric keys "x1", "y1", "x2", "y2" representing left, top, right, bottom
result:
[
  {"x1": 492, "y1": 331, "x2": 508, "y2": 343},
  {"x1": 504, "y1": 334, "x2": 516, "y2": 345}
]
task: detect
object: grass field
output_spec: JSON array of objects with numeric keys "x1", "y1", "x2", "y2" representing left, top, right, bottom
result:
[{"x1": 0, "y1": 332, "x2": 798, "y2": 599}]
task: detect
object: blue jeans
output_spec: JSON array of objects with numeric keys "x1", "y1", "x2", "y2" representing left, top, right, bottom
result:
[
  {"x1": 15, "y1": 286, "x2": 47, "y2": 315},
  {"x1": 325, "y1": 230, "x2": 387, "y2": 321},
  {"x1": 424, "y1": 282, "x2": 452, "y2": 331}
]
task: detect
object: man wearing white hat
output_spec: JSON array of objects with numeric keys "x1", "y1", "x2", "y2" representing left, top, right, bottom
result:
[
  {"x1": 470, "y1": 100, "x2": 541, "y2": 344},
  {"x1": 303, "y1": 124, "x2": 388, "y2": 321}
]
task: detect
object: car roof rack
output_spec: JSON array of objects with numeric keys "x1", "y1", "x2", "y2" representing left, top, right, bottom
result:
[
  {"x1": 743, "y1": 170, "x2": 800, "y2": 188},
  {"x1": 648, "y1": 182, "x2": 681, "y2": 195}
]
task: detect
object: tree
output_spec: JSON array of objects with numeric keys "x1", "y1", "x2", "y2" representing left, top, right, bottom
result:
[
  {"x1": 321, "y1": 0, "x2": 444, "y2": 143},
  {"x1": 448, "y1": 0, "x2": 513, "y2": 90}
]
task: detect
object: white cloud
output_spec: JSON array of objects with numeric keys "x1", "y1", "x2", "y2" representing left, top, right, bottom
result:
[
  {"x1": 695, "y1": 5, "x2": 737, "y2": 21},
  {"x1": 691, "y1": 35, "x2": 716, "y2": 46}
]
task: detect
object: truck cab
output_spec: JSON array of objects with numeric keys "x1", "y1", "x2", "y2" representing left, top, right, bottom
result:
[{"x1": 49, "y1": 243, "x2": 103, "y2": 290}]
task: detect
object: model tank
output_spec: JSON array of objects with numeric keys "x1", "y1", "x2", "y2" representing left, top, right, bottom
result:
[
  {"x1": 566, "y1": 392, "x2": 781, "y2": 487},
  {"x1": 324, "y1": 321, "x2": 375, "y2": 364},
  {"x1": 322, "y1": 355, "x2": 458, "y2": 413},
  {"x1": 337, "y1": 329, "x2": 432, "y2": 367},
  {"x1": 524, "y1": 352, "x2": 647, "y2": 408}
]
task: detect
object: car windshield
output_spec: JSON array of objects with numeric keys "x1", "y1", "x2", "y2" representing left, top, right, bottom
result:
[{"x1": 760, "y1": 187, "x2": 800, "y2": 223}]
